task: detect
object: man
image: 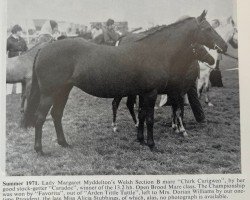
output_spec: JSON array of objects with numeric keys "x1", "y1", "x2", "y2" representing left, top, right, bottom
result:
[
  {"x1": 209, "y1": 60, "x2": 223, "y2": 87},
  {"x1": 7, "y1": 24, "x2": 28, "y2": 94},
  {"x1": 209, "y1": 19, "x2": 223, "y2": 87},
  {"x1": 102, "y1": 19, "x2": 120, "y2": 46},
  {"x1": 7, "y1": 24, "x2": 27, "y2": 58},
  {"x1": 186, "y1": 82, "x2": 206, "y2": 123}
]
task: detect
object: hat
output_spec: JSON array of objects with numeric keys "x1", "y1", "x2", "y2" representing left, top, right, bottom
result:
[
  {"x1": 106, "y1": 19, "x2": 115, "y2": 26},
  {"x1": 50, "y1": 20, "x2": 58, "y2": 30},
  {"x1": 11, "y1": 24, "x2": 22, "y2": 34}
]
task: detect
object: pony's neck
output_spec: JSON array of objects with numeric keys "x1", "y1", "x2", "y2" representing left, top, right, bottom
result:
[
  {"x1": 141, "y1": 19, "x2": 198, "y2": 56},
  {"x1": 171, "y1": 46, "x2": 195, "y2": 72}
]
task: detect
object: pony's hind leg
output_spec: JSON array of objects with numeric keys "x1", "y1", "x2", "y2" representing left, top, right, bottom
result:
[
  {"x1": 137, "y1": 95, "x2": 146, "y2": 144},
  {"x1": 34, "y1": 94, "x2": 53, "y2": 155},
  {"x1": 51, "y1": 85, "x2": 72, "y2": 147},
  {"x1": 20, "y1": 81, "x2": 26, "y2": 113},
  {"x1": 127, "y1": 95, "x2": 138, "y2": 127},
  {"x1": 112, "y1": 97, "x2": 122, "y2": 132}
]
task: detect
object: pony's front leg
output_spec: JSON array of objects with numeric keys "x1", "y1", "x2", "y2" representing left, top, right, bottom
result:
[
  {"x1": 170, "y1": 96, "x2": 178, "y2": 133},
  {"x1": 112, "y1": 97, "x2": 122, "y2": 132},
  {"x1": 144, "y1": 90, "x2": 158, "y2": 149},
  {"x1": 178, "y1": 96, "x2": 188, "y2": 137},
  {"x1": 205, "y1": 85, "x2": 214, "y2": 107},
  {"x1": 171, "y1": 108, "x2": 178, "y2": 132}
]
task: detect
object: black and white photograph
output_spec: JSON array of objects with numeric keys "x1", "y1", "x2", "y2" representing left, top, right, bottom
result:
[{"x1": 4, "y1": 0, "x2": 241, "y2": 177}]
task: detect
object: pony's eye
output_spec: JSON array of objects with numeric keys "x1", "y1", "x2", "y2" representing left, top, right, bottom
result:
[{"x1": 206, "y1": 27, "x2": 212, "y2": 31}]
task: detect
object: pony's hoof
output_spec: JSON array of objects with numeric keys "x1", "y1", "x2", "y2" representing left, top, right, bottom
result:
[
  {"x1": 113, "y1": 126, "x2": 118, "y2": 132},
  {"x1": 147, "y1": 140, "x2": 155, "y2": 149},
  {"x1": 149, "y1": 145, "x2": 158, "y2": 152},
  {"x1": 174, "y1": 128, "x2": 180, "y2": 134},
  {"x1": 35, "y1": 148, "x2": 45, "y2": 156},
  {"x1": 208, "y1": 102, "x2": 214, "y2": 107},
  {"x1": 182, "y1": 131, "x2": 188, "y2": 138},
  {"x1": 59, "y1": 141, "x2": 71, "y2": 148},
  {"x1": 136, "y1": 137, "x2": 145, "y2": 145},
  {"x1": 150, "y1": 146, "x2": 162, "y2": 153},
  {"x1": 135, "y1": 122, "x2": 139, "y2": 128}
]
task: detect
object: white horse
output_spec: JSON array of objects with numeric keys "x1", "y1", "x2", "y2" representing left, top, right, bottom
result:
[{"x1": 197, "y1": 16, "x2": 238, "y2": 106}]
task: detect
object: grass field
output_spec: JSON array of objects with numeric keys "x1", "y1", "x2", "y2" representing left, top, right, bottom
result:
[{"x1": 6, "y1": 49, "x2": 240, "y2": 176}]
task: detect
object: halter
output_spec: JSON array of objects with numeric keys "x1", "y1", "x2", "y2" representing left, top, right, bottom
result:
[
  {"x1": 190, "y1": 43, "x2": 209, "y2": 60},
  {"x1": 194, "y1": 19, "x2": 225, "y2": 53}
]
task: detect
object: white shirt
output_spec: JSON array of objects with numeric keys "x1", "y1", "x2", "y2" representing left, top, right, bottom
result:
[{"x1": 91, "y1": 28, "x2": 103, "y2": 39}]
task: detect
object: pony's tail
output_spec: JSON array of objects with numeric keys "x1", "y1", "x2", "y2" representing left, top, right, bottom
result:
[{"x1": 22, "y1": 49, "x2": 41, "y2": 128}]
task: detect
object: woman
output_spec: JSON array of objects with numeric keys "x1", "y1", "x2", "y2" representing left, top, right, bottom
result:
[
  {"x1": 7, "y1": 24, "x2": 28, "y2": 94},
  {"x1": 7, "y1": 24, "x2": 27, "y2": 58},
  {"x1": 38, "y1": 20, "x2": 59, "y2": 43}
]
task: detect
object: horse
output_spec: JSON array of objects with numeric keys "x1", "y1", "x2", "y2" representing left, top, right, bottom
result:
[
  {"x1": 164, "y1": 45, "x2": 214, "y2": 136},
  {"x1": 111, "y1": 42, "x2": 215, "y2": 134},
  {"x1": 6, "y1": 42, "x2": 50, "y2": 114},
  {"x1": 7, "y1": 36, "x2": 87, "y2": 127},
  {"x1": 24, "y1": 10, "x2": 227, "y2": 155},
  {"x1": 197, "y1": 16, "x2": 238, "y2": 106}
]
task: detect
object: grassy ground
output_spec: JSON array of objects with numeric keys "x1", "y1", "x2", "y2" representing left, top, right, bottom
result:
[{"x1": 6, "y1": 49, "x2": 240, "y2": 176}]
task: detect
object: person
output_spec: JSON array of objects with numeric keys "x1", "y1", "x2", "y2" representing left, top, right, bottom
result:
[
  {"x1": 91, "y1": 23, "x2": 103, "y2": 39},
  {"x1": 7, "y1": 24, "x2": 28, "y2": 94},
  {"x1": 209, "y1": 19, "x2": 223, "y2": 87},
  {"x1": 102, "y1": 19, "x2": 120, "y2": 46},
  {"x1": 187, "y1": 82, "x2": 206, "y2": 123},
  {"x1": 7, "y1": 24, "x2": 27, "y2": 58},
  {"x1": 159, "y1": 62, "x2": 206, "y2": 124},
  {"x1": 38, "y1": 20, "x2": 59, "y2": 43}
]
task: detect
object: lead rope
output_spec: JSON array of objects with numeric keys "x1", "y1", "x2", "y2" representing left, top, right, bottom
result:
[{"x1": 223, "y1": 52, "x2": 238, "y2": 60}]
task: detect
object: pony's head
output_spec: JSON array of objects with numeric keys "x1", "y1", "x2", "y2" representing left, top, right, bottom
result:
[
  {"x1": 195, "y1": 10, "x2": 228, "y2": 53},
  {"x1": 191, "y1": 44, "x2": 215, "y2": 65},
  {"x1": 211, "y1": 17, "x2": 238, "y2": 49}
]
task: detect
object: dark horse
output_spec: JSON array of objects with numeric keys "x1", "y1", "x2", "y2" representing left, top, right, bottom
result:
[
  {"x1": 111, "y1": 42, "x2": 215, "y2": 135},
  {"x1": 25, "y1": 11, "x2": 227, "y2": 155}
]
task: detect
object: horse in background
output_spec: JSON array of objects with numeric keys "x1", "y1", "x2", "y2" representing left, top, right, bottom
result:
[
  {"x1": 24, "y1": 11, "x2": 227, "y2": 154},
  {"x1": 111, "y1": 42, "x2": 215, "y2": 134},
  {"x1": 6, "y1": 42, "x2": 50, "y2": 115},
  {"x1": 198, "y1": 16, "x2": 238, "y2": 106}
]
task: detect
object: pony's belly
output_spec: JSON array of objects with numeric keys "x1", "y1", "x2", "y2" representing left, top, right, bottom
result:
[
  {"x1": 74, "y1": 74, "x2": 159, "y2": 98},
  {"x1": 77, "y1": 84, "x2": 140, "y2": 98}
]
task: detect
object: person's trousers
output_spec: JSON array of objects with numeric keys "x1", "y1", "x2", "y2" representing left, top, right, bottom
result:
[{"x1": 187, "y1": 82, "x2": 205, "y2": 122}]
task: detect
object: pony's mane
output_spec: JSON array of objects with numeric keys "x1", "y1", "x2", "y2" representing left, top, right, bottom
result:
[{"x1": 136, "y1": 17, "x2": 194, "y2": 41}]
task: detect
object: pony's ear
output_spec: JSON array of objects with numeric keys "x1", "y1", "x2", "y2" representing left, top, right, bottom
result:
[
  {"x1": 197, "y1": 10, "x2": 207, "y2": 23},
  {"x1": 231, "y1": 18, "x2": 236, "y2": 27},
  {"x1": 227, "y1": 16, "x2": 236, "y2": 27}
]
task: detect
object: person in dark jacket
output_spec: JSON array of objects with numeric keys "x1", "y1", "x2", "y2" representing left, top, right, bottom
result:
[
  {"x1": 209, "y1": 59, "x2": 224, "y2": 87},
  {"x1": 7, "y1": 24, "x2": 28, "y2": 94},
  {"x1": 187, "y1": 82, "x2": 206, "y2": 123},
  {"x1": 102, "y1": 19, "x2": 120, "y2": 46},
  {"x1": 7, "y1": 24, "x2": 28, "y2": 58}
]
